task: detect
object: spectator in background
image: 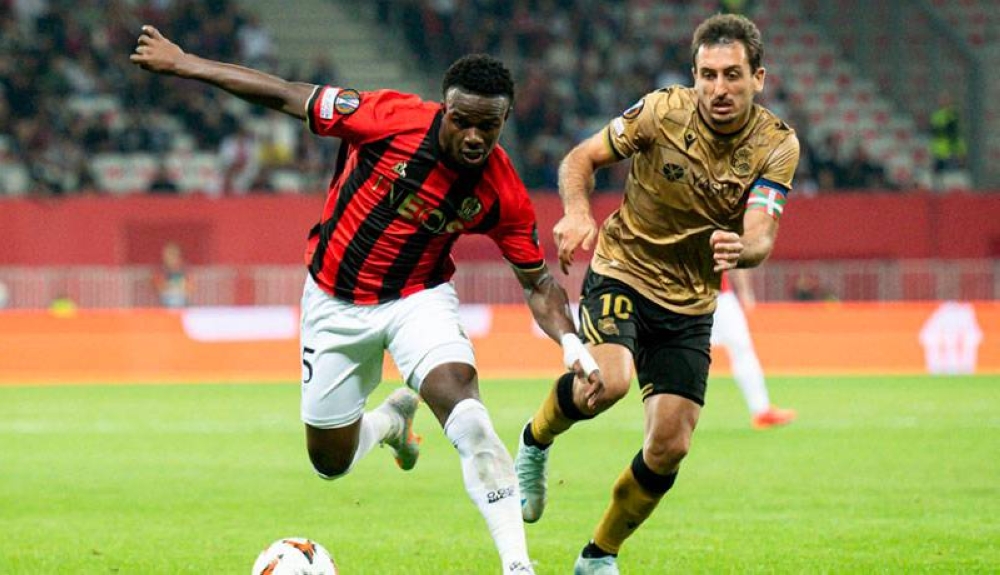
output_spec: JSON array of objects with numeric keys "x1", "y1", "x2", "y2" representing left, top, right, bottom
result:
[
  {"x1": 237, "y1": 12, "x2": 276, "y2": 70},
  {"x1": 791, "y1": 274, "x2": 829, "y2": 301},
  {"x1": 218, "y1": 122, "x2": 260, "y2": 195},
  {"x1": 930, "y1": 92, "x2": 967, "y2": 191},
  {"x1": 719, "y1": 0, "x2": 754, "y2": 14},
  {"x1": 49, "y1": 292, "x2": 78, "y2": 317},
  {"x1": 307, "y1": 54, "x2": 339, "y2": 86},
  {"x1": 831, "y1": 143, "x2": 887, "y2": 191},
  {"x1": 148, "y1": 159, "x2": 180, "y2": 194},
  {"x1": 156, "y1": 241, "x2": 190, "y2": 308}
]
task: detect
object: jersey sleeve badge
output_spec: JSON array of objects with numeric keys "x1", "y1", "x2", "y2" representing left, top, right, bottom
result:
[
  {"x1": 333, "y1": 89, "x2": 361, "y2": 115},
  {"x1": 621, "y1": 98, "x2": 645, "y2": 120}
]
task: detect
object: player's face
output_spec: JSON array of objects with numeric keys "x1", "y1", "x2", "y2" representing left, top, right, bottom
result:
[
  {"x1": 692, "y1": 42, "x2": 765, "y2": 134},
  {"x1": 439, "y1": 87, "x2": 511, "y2": 169}
]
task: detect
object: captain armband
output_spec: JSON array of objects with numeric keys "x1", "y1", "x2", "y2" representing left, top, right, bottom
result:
[{"x1": 745, "y1": 179, "x2": 789, "y2": 220}]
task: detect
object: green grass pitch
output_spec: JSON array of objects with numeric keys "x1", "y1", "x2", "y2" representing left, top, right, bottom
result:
[{"x1": 1, "y1": 375, "x2": 998, "y2": 574}]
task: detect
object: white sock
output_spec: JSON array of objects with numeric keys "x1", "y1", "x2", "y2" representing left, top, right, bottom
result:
[
  {"x1": 729, "y1": 341, "x2": 770, "y2": 415},
  {"x1": 444, "y1": 398, "x2": 531, "y2": 572},
  {"x1": 347, "y1": 408, "x2": 399, "y2": 473}
]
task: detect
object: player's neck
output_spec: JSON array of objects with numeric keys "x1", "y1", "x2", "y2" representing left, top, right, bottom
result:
[{"x1": 697, "y1": 106, "x2": 756, "y2": 138}]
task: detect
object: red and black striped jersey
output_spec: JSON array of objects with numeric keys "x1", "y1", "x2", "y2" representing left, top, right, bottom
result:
[{"x1": 304, "y1": 86, "x2": 545, "y2": 304}]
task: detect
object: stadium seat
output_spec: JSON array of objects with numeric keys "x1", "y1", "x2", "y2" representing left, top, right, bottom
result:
[
  {"x1": 90, "y1": 154, "x2": 156, "y2": 195},
  {"x1": 0, "y1": 161, "x2": 31, "y2": 196},
  {"x1": 165, "y1": 152, "x2": 223, "y2": 195}
]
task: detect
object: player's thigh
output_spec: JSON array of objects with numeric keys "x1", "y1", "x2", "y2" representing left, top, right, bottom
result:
[
  {"x1": 635, "y1": 312, "x2": 713, "y2": 406},
  {"x1": 587, "y1": 342, "x2": 634, "y2": 402},
  {"x1": 577, "y1": 269, "x2": 639, "y2": 394},
  {"x1": 386, "y1": 282, "x2": 477, "y2": 394},
  {"x1": 300, "y1": 276, "x2": 386, "y2": 430}
]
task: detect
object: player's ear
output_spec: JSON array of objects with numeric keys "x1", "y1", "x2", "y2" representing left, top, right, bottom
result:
[{"x1": 753, "y1": 66, "x2": 766, "y2": 93}]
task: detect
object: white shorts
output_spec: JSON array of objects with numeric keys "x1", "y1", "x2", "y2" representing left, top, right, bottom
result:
[
  {"x1": 299, "y1": 274, "x2": 476, "y2": 429},
  {"x1": 710, "y1": 290, "x2": 752, "y2": 350}
]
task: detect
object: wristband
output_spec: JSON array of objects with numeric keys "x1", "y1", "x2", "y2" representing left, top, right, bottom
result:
[{"x1": 561, "y1": 333, "x2": 600, "y2": 375}]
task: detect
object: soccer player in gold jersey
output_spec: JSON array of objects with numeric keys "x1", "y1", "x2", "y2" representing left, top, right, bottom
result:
[{"x1": 513, "y1": 13, "x2": 800, "y2": 574}]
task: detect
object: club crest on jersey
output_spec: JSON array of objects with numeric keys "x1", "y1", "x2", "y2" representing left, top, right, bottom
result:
[
  {"x1": 731, "y1": 146, "x2": 753, "y2": 177},
  {"x1": 457, "y1": 197, "x2": 482, "y2": 221},
  {"x1": 333, "y1": 88, "x2": 361, "y2": 115},
  {"x1": 392, "y1": 161, "x2": 408, "y2": 178},
  {"x1": 598, "y1": 317, "x2": 619, "y2": 336},
  {"x1": 621, "y1": 98, "x2": 645, "y2": 120}
]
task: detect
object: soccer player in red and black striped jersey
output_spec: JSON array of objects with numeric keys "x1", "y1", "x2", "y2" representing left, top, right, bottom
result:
[{"x1": 131, "y1": 25, "x2": 603, "y2": 575}]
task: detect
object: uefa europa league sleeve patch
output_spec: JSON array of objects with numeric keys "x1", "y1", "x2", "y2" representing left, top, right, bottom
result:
[
  {"x1": 621, "y1": 98, "x2": 645, "y2": 120},
  {"x1": 333, "y1": 89, "x2": 361, "y2": 115}
]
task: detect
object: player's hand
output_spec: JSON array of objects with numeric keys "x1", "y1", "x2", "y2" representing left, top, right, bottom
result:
[
  {"x1": 130, "y1": 25, "x2": 186, "y2": 75},
  {"x1": 710, "y1": 230, "x2": 743, "y2": 272},
  {"x1": 561, "y1": 334, "x2": 604, "y2": 409},
  {"x1": 554, "y1": 212, "x2": 597, "y2": 275}
]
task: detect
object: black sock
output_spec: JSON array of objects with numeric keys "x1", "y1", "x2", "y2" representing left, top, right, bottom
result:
[
  {"x1": 630, "y1": 450, "x2": 678, "y2": 495},
  {"x1": 522, "y1": 422, "x2": 551, "y2": 450},
  {"x1": 556, "y1": 371, "x2": 594, "y2": 421},
  {"x1": 581, "y1": 540, "x2": 616, "y2": 558}
]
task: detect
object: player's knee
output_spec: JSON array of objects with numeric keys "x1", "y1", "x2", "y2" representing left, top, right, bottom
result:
[
  {"x1": 308, "y1": 449, "x2": 353, "y2": 480},
  {"x1": 580, "y1": 374, "x2": 629, "y2": 416},
  {"x1": 445, "y1": 399, "x2": 513, "y2": 465},
  {"x1": 593, "y1": 385, "x2": 628, "y2": 413},
  {"x1": 643, "y1": 435, "x2": 691, "y2": 473}
]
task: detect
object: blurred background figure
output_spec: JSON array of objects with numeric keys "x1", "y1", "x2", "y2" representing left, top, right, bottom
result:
[
  {"x1": 156, "y1": 241, "x2": 190, "y2": 308},
  {"x1": 218, "y1": 123, "x2": 260, "y2": 196},
  {"x1": 929, "y1": 92, "x2": 968, "y2": 191},
  {"x1": 791, "y1": 274, "x2": 831, "y2": 302},
  {"x1": 148, "y1": 159, "x2": 180, "y2": 194},
  {"x1": 48, "y1": 292, "x2": 78, "y2": 317},
  {"x1": 712, "y1": 270, "x2": 797, "y2": 429}
]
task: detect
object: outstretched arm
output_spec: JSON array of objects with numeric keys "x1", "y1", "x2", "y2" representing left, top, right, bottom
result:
[
  {"x1": 512, "y1": 264, "x2": 603, "y2": 407},
  {"x1": 130, "y1": 25, "x2": 315, "y2": 120}
]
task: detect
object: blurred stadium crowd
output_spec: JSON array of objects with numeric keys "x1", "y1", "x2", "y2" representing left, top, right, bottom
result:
[
  {"x1": 0, "y1": 0, "x2": 340, "y2": 196},
  {"x1": 0, "y1": 0, "x2": 985, "y2": 197}
]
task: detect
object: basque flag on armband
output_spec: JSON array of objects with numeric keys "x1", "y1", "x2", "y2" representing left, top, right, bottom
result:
[{"x1": 746, "y1": 179, "x2": 788, "y2": 219}]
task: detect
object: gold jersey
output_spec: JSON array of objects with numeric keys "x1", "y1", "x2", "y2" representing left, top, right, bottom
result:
[{"x1": 593, "y1": 86, "x2": 799, "y2": 315}]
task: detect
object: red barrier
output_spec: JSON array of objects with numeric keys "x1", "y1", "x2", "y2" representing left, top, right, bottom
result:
[{"x1": 2, "y1": 192, "x2": 1000, "y2": 266}]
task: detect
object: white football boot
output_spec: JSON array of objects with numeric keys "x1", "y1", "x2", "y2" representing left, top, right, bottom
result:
[
  {"x1": 573, "y1": 554, "x2": 620, "y2": 575},
  {"x1": 514, "y1": 420, "x2": 549, "y2": 523},
  {"x1": 378, "y1": 388, "x2": 421, "y2": 470}
]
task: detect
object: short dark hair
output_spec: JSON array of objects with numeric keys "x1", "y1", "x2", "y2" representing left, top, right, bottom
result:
[
  {"x1": 691, "y1": 13, "x2": 764, "y2": 71},
  {"x1": 442, "y1": 54, "x2": 515, "y2": 105}
]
